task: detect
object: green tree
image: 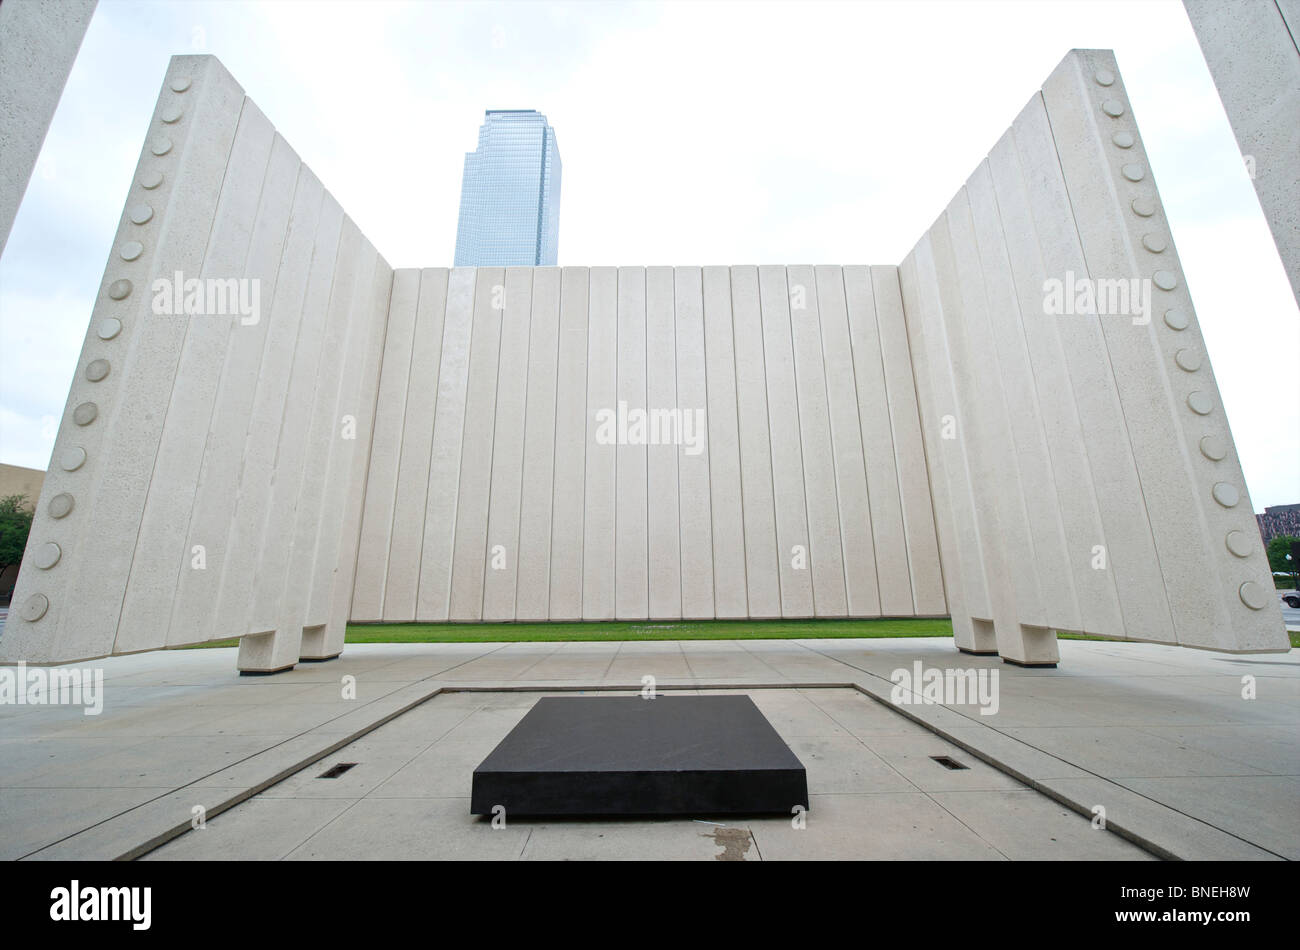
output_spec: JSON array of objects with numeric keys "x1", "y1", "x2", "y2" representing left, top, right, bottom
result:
[
  {"x1": 0, "y1": 494, "x2": 34, "y2": 578},
  {"x1": 1267, "y1": 534, "x2": 1300, "y2": 576}
]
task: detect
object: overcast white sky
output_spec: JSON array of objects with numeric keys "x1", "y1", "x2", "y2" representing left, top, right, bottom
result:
[{"x1": 1, "y1": 0, "x2": 1296, "y2": 509}]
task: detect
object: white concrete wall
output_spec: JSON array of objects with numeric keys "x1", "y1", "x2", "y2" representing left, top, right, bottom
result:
[
  {"x1": 1184, "y1": 0, "x2": 1300, "y2": 307},
  {"x1": 0, "y1": 55, "x2": 393, "y2": 671},
  {"x1": 899, "y1": 49, "x2": 1288, "y2": 662},
  {"x1": 3, "y1": 49, "x2": 1285, "y2": 671},
  {"x1": 352, "y1": 263, "x2": 946, "y2": 624},
  {"x1": 0, "y1": 0, "x2": 97, "y2": 257}
]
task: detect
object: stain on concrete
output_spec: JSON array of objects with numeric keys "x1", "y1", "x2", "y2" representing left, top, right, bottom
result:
[{"x1": 706, "y1": 826, "x2": 753, "y2": 861}]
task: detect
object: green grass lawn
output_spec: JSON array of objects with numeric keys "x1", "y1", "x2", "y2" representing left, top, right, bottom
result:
[
  {"x1": 344, "y1": 618, "x2": 954, "y2": 643},
  {"x1": 183, "y1": 617, "x2": 1300, "y2": 648},
  {"x1": 189, "y1": 617, "x2": 953, "y2": 648}
]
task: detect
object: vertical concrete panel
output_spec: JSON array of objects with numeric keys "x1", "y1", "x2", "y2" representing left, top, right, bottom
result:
[
  {"x1": 112, "y1": 98, "x2": 274, "y2": 654},
  {"x1": 729, "y1": 266, "x2": 781, "y2": 618},
  {"x1": 965, "y1": 161, "x2": 1082, "y2": 633},
  {"x1": 871, "y1": 266, "x2": 946, "y2": 616},
  {"x1": 987, "y1": 127, "x2": 1124, "y2": 638},
  {"x1": 548, "y1": 267, "x2": 590, "y2": 619},
  {"x1": 515, "y1": 267, "x2": 562, "y2": 620},
  {"x1": 674, "y1": 266, "x2": 714, "y2": 619},
  {"x1": 383, "y1": 268, "x2": 448, "y2": 622},
  {"x1": 481, "y1": 267, "x2": 535, "y2": 620},
  {"x1": 897, "y1": 255, "x2": 973, "y2": 645},
  {"x1": 351, "y1": 268, "x2": 421, "y2": 620},
  {"x1": 757, "y1": 266, "x2": 814, "y2": 617},
  {"x1": 302, "y1": 249, "x2": 393, "y2": 662},
  {"x1": 216, "y1": 166, "x2": 324, "y2": 648},
  {"x1": 787, "y1": 265, "x2": 849, "y2": 616},
  {"x1": 917, "y1": 228, "x2": 996, "y2": 633},
  {"x1": 582, "y1": 267, "x2": 618, "y2": 620},
  {"x1": 645, "y1": 266, "x2": 680, "y2": 618},
  {"x1": 701, "y1": 266, "x2": 747, "y2": 618},
  {"x1": 842, "y1": 266, "x2": 910, "y2": 616},
  {"x1": 814, "y1": 266, "x2": 879, "y2": 617},
  {"x1": 246, "y1": 192, "x2": 345, "y2": 637},
  {"x1": 163, "y1": 132, "x2": 300, "y2": 648},
  {"x1": 272, "y1": 217, "x2": 361, "y2": 653},
  {"x1": 301, "y1": 238, "x2": 381, "y2": 630},
  {"x1": 615, "y1": 266, "x2": 649, "y2": 619},
  {"x1": 3, "y1": 56, "x2": 245, "y2": 664},
  {"x1": 448, "y1": 267, "x2": 506, "y2": 621},
  {"x1": 901, "y1": 238, "x2": 996, "y2": 651},
  {"x1": 926, "y1": 215, "x2": 1011, "y2": 640},
  {"x1": 1012, "y1": 93, "x2": 1176, "y2": 645},
  {"x1": 415, "y1": 267, "x2": 475, "y2": 621},
  {"x1": 1043, "y1": 50, "x2": 1284, "y2": 650},
  {"x1": 940, "y1": 193, "x2": 1056, "y2": 663}
]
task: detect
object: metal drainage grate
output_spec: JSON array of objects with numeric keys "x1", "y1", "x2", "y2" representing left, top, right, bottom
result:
[
  {"x1": 930, "y1": 755, "x2": 969, "y2": 771},
  {"x1": 318, "y1": 762, "x2": 358, "y2": 779}
]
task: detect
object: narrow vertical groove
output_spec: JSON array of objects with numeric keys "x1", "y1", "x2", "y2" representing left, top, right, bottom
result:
[
  {"x1": 781, "y1": 266, "x2": 816, "y2": 615},
  {"x1": 726, "y1": 267, "x2": 751, "y2": 616},
  {"x1": 812, "y1": 270, "x2": 855, "y2": 615},
  {"x1": 413, "y1": 271, "x2": 453, "y2": 619}
]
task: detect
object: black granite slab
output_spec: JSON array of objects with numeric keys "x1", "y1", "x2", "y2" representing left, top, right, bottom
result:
[{"x1": 470, "y1": 694, "x2": 809, "y2": 817}]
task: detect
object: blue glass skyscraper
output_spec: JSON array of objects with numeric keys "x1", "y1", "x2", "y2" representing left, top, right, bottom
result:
[{"x1": 453, "y1": 110, "x2": 561, "y2": 266}]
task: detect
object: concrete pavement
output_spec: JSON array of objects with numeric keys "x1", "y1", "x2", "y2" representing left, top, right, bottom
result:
[{"x1": 1, "y1": 637, "x2": 1296, "y2": 860}]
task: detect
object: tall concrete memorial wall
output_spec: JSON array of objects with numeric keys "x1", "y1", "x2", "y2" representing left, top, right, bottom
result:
[
  {"x1": 1, "y1": 56, "x2": 394, "y2": 673},
  {"x1": 347, "y1": 263, "x2": 946, "y2": 627},
  {"x1": 1, "y1": 50, "x2": 1287, "y2": 673},
  {"x1": 900, "y1": 50, "x2": 1283, "y2": 664}
]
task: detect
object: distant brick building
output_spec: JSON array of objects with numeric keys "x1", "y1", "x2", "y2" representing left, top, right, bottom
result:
[{"x1": 1257, "y1": 504, "x2": 1300, "y2": 544}]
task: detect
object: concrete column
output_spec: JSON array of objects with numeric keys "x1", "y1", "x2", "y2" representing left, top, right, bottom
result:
[
  {"x1": 1184, "y1": 0, "x2": 1300, "y2": 306},
  {"x1": 0, "y1": 0, "x2": 96, "y2": 256}
]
